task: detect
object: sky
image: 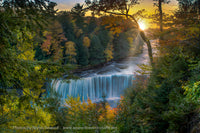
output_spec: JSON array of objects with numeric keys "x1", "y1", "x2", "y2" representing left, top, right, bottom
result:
[
  {"x1": 52, "y1": 0, "x2": 178, "y2": 12},
  {"x1": 52, "y1": 0, "x2": 179, "y2": 29},
  {"x1": 52, "y1": 0, "x2": 85, "y2": 10}
]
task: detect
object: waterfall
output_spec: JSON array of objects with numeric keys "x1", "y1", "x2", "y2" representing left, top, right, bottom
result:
[
  {"x1": 51, "y1": 74, "x2": 134, "y2": 102},
  {"x1": 50, "y1": 32, "x2": 149, "y2": 106}
]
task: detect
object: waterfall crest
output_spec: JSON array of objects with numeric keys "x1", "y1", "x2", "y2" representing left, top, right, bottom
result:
[
  {"x1": 51, "y1": 74, "x2": 134, "y2": 102},
  {"x1": 51, "y1": 32, "x2": 149, "y2": 106}
]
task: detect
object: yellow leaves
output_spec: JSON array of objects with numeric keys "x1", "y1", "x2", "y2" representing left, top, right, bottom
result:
[
  {"x1": 106, "y1": 106, "x2": 115, "y2": 121},
  {"x1": 99, "y1": 103, "x2": 115, "y2": 122},
  {"x1": 15, "y1": 28, "x2": 36, "y2": 61},
  {"x1": 162, "y1": 24, "x2": 200, "y2": 45},
  {"x1": 41, "y1": 31, "x2": 52, "y2": 55},
  {"x1": 3, "y1": 104, "x2": 10, "y2": 113},
  {"x1": 43, "y1": 30, "x2": 51, "y2": 37},
  {"x1": 1, "y1": 94, "x2": 19, "y2": 115},
  {"x1": 110, "y1": 27, "x2": 122, "y2": 35},
  {"x1": 65, "y1": 41, "x2": 77, "y2": 64},
  {"x1": 101, "y1": 16, "x2": 123, "y2": 36},
  {"x1": 74, "y1": 28, "x2": 83, "y2": 38},
  {"x1": 35, "y1": 107, "x2": 55, "y2": 126},
  {"x1": 65, "y1": 97, "x2": 81, "y2": 118},
  {"x1": 101, "y1": 16, "x2": 136, "y2": 36},
  {"x1": 52, "y1": 46, "x2": 63, "y2": 62},
  {"x1": 183, "y1": 81, "x2": 200, "y2": 97},
  {"x1": 65, "y1": 97, "x2": 115, "y2": 126},
  {"x1": 17, "y1": 50, "x2": 35, "y2": 61},
  {"x1": 127, "y1": 37, "x2": 133, "y2": 44},
  {"x1": 101, "y1": 16, "x2": 121, "y2": 27},
  {"x1": 185, "y1": 26, "x2": 200, "y2": 39},
  {"x1": 104, "y1": 44, "x2": 114, "y2": 62},
  {"x1": 1, "y1": 94, "x2": 54, "y2": 129},
  {"x1": 34, "y1": 65, "x2": 41, "y2": 71},
  {"x1": 83, "y1": 36, "x2": 91, "y2": 47},
  {"x1": 194, "y1": 82, "x2": 200, "y2": 88},
  {"x1": 17, "y1": 70, "x2": 29, "y2": 82},
  {"x1": 42, "y1": 21, "x2": 66, "y2": 62},
  {"x1": 65, "y1": 41, "x2": 76, "y2": 55},
  {"x1": 136, "y1": 64, "x2": 152, "y2": 75}
]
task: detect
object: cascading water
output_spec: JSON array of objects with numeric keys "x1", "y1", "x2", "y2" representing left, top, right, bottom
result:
[
  {"x1": 51, "y1": 33, "x2": 151, "y2": 107},
  {"x1": 51, "y1": 74, "x2": 134, "y2": 102}
]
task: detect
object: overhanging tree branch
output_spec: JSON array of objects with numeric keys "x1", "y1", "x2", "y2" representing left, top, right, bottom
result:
[{"x1": 82, "y1": 2, "x2": 154, "y2": 66}]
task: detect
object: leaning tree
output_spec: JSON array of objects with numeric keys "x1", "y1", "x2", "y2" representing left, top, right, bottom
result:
[{"x1": 83, "y1": 0, "x2": 154, "y2": 66}]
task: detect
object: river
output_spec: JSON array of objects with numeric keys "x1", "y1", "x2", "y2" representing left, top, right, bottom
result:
[{"x1": 51, "y1": 35, "x2": 157, "y2": 107}]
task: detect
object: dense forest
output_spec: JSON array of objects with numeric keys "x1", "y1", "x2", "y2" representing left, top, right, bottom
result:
[
  {"x1": 0, "y1": 0, "x2": 200, "y2": 133},
  {"x1": 35, "y1": 6, "x2": 141, "y2": 67}
]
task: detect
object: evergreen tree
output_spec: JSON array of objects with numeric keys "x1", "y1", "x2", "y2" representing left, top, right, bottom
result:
[
  {"x1": 98, "y1": 28, "x2": 113, "y2": 49},
  {"x1": 113, "y1": 33, "x2": 130, "y2": 59},
  {"x1": 71, "y1": 3, "x2": 86, "y2": 30},
  {"x1": 57, "y1": 11, "x2": 76, "y2": 42},
  {"x1": 77, "y1": 43, "x2": 89, "y2": 66},
  {"x1": 87, "y1": 17, "x2": 97, "y2": 33},
  {"x1": 89, "y1": 35, "x2": 105, "y2": 65}
]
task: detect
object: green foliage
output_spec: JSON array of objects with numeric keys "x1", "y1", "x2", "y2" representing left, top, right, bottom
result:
[
  {"x1": 62, "y1": 97, "x2": 116, "y2": 133},
  {"x1": 56, "y1": 11, "x2": 139, "y2": 67},
  {"x1": 71, "y1": 3, "x2": 86, "y2": 30},
  {"x1": 115, "y1": 75, "x2": 149, "y2": 133},
  {"x1": 98, "y1": 29, "x2": 113, "y2": 49},
  {"x1": 183, "y1": 81, "x2": 200, "y2": 102},
  {"x1": 0, "y1": 1, "x2": 76, "y2": 132},
  {"x1": 89, "y1": 35, "x2": 105, "y2": 65},
  {"x1": 104, "y1": 44, "x2": 114, "y2": 62},
  {"x1": 113, "y1": 32, "x2": 130, "y2": 59},
  {"x1": 57, "y1": 11, "x2": 76, "y2": 42},
  {"x1": 77, "y1": 44, "x2": 89, "y2": 66},
  {"x1": 65, "y1": 41, "x2": 77, "y2": 64},
  {"x1": 114, "y1": 1, "x2": 200, "y2": 132},
  {"x1": 0, "y1": 94, "x2": 55, "y2": 133},
  {"x1": 3, "y1": 0, "x2": 200, "y2": 132},
  {"x1": 182, "y1": 61, "x2": 200, "y2": 103},
  {"x1": 83, "y1": 36, "x2": 91, "y2": 48},
  {"x1": 87, "y1": 17, "x2": 97, "y2": 33}
]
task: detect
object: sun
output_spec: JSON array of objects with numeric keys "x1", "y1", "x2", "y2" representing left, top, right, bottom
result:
[{"x1": 138, "y1": 22, "x2": 146, "y2": 30}]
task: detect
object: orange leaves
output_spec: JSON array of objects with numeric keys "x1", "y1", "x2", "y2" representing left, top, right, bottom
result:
[
  {"x1": 101, "y1": 16, "x2": 122, "y2": 35},
  {"x1": 64, "y1": 97, "x2": 116, "y2": 126},
  {"x1": 41, "y1": 31, "x2": 52, "y2": 55},
  {"x1": 41, "y1": 21, "x2": 67, "y2": 62},
  {"x1": 101, "y1": 16, "x2": 136, "y2": 35},
  {"x1": 42, "y1": 30, "x2": 64, "y2": 62},
  {"x1": 83, "y1": 36, "x2": 91, "y2": 48}
]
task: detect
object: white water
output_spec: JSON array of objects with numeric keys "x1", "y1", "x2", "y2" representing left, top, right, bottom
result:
[
  {"x1": 51, "y1": 74, "x2": 134, "y2": 102},
  {"x1": 51, "y1": 34, "x2": 156, "y2": 107}
]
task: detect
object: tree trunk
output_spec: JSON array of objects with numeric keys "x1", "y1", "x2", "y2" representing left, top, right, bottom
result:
[
  {"x1": 85, "y1": 10, "x2": 154, "y2": 67},
  {"x1": 158, "y1": 0, "x2": 164, "y2": 41},
  {"x1": 159, "y1": 0, "x2": 163, "y2": 32},
  {"x1": 126, "y1": 15, "x2": 154, "y2": 66},
  {"x1": 139, "y1": 30, "x2": 154, "y2": 66}
]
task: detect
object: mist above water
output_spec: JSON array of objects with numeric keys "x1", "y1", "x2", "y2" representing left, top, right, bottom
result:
[{"x1": 51, "y1": 34, "x2": 153, "y2": 107}]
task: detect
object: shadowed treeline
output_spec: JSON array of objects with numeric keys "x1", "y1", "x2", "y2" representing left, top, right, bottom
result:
[{"x1": 0, "y1": 0, "x2": 200, "y2": 133}]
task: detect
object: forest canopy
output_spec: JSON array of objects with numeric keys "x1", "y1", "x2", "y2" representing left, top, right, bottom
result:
[{"x1": 0, "y1": 0, "x2": 200, "y2": 133}]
